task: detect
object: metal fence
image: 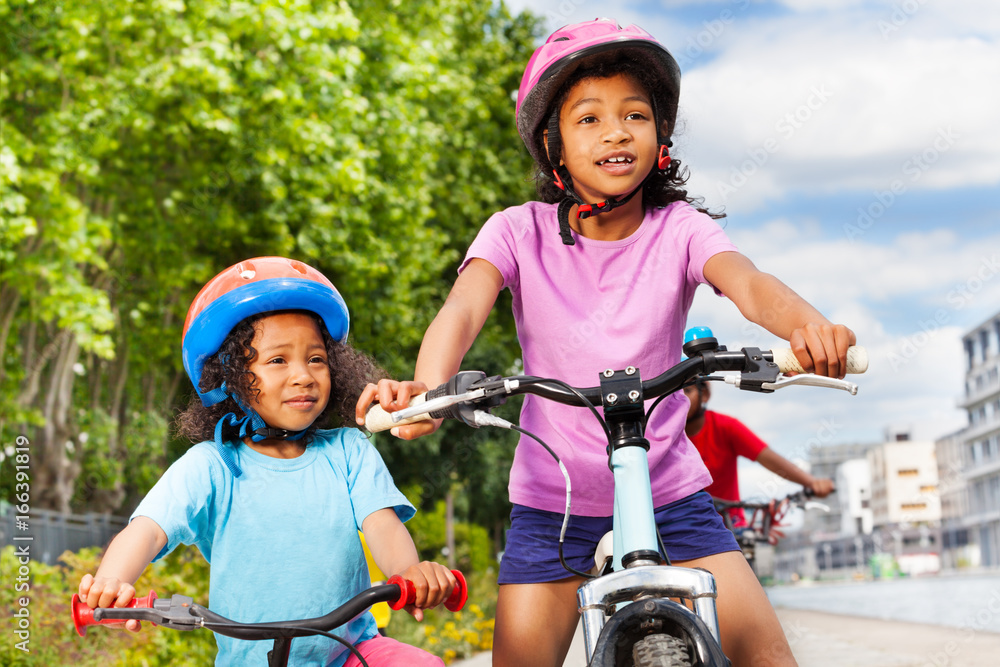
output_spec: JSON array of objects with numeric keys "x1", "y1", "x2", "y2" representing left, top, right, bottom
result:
[{"x1": 1, "y1": 502, "x2": 128, "y2": 565}]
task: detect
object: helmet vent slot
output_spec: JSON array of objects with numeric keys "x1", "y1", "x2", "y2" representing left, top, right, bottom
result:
[{"x1": 237, "y1": 261, "x2": 256, "y2": 280}]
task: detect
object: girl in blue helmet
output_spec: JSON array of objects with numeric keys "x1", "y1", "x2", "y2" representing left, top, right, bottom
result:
[
  {"x1": 78, "y1": 257, "x2": 456, "y2": 667},
  {"x1": 359, "y1": 19, "x2": 856, "y2": 667}
]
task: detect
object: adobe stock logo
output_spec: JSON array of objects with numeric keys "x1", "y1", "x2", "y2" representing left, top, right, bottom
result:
[
  {"x1": 717, "y1": 84, "x2": 834, "y2": 200},
  {"x1": 844, "y1": 127, "x2": 959, "y2": 242}
]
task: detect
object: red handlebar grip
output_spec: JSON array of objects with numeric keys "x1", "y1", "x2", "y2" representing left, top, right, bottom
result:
[
  {"x1": 386, "y1": 570, "x2": 467, "y2": 612},
  {"x1": 444, "y1": 570, "x2": 467, "y2": 612},
  {"x1": 71, "y1": 590, "x2": 158, "y2": 637},
  {"x1": 386, "y1": 575, "x2": 415, "y2": 611}
]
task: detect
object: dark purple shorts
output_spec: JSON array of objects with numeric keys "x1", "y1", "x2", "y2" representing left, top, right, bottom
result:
[{"x1": 497, "y1": 491, "x2": 740, "y2": 584}]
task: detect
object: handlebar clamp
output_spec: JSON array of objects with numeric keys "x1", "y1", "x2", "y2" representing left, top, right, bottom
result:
[
  {"x1": 599, "y1": 369, "x2": 651, "y2": 467},
  {"x1": 598, "y1": 368, "x2": 645, "y2": 419}
]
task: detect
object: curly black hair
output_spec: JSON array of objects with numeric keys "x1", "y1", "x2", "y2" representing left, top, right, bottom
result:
[
  {"x1": 176, "y1": 310, "x2": 383, "y2": 444},
  {"x1": 532, "y1": 54, "x2": 725, "y2": 220}
]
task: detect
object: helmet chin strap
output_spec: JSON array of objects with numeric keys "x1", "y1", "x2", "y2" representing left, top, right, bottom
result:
[
  {"x1": 552, "y1": 164, "x2": 648, "y2": 246},
  {"x1": 201, "y1": 382, "x2": 308, "y2": 478}
]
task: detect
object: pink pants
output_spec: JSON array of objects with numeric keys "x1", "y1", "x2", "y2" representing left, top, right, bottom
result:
[{"x1": 342, "y1": 634, "x2": 445, "y2": 667}]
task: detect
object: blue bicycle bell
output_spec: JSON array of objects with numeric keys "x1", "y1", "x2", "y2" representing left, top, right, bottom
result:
[{"x1": 682, "y1": 326, "x2": 718, "y2": 358}]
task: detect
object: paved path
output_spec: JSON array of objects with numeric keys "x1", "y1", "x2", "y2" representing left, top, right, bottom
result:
[
  {"x1": 774, "y1": 607, "x2": 1000, "y2": 667},
  {"x1": 453, "y1": 607, "x2": 1000, "y2": 666}
]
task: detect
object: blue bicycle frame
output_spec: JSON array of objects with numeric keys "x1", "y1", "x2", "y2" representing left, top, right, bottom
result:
[{"x1": 574, "y1": 365, "x2": 725, "y2": 664}]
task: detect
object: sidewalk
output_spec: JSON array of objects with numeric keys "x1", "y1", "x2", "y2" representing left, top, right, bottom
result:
[
  {"x1": 774, "y1": 607, "x2": 1000, "y2": 667},
  {"x1": 453, "y1": 607, "x2": 1000, "y2": 666}
]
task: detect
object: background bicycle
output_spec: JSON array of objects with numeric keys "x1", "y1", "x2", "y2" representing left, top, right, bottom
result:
[{"x1": 712, "y1": 489, "x2": 830, "y2": 579}]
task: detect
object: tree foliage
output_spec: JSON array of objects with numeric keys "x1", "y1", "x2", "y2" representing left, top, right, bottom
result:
[{"x1": 1, "y1": 0, "x2": 540, "y2": 519}]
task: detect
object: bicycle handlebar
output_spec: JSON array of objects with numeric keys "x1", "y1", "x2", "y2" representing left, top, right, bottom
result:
[
  {"x1": 364, "y1": 344, "x2": 868, "y2": 433},
  {"x1": 71, "y1": 570, "x2": 467, "y2": 638},
  {"x1": 712, "y1": 488, "x2": 817, "y2": 514}
]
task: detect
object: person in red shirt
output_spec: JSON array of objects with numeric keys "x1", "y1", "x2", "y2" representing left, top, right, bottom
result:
[{"x1": 683, "y1": 378, "x2": 834, "y2": 526}]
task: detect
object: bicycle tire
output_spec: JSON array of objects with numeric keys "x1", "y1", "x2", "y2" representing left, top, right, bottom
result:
[{"x1": 632, "y1": 633, "x2": 693, "y2": 667}]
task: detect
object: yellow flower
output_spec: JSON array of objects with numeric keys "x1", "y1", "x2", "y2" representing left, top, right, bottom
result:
[
  {"x1": 424, "y1": 625, "x2": 436, "y2": 637},
  {"x1": 443, "y1": 649, "x2": 457, "y2": 664},
  {"x1": 468, "y1": 603, "x2": 484, "y2": 618},
  {"x1": 428, "y1": 636, "x2": 440, "y2": 645},
  {"x1": 463, "y1": 630, "x2": 479, "y2": 645}
]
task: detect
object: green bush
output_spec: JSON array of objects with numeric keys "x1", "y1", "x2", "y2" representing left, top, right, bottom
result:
[
  {"x1": 0, "y1": 544, "x2": 213, "y2": 666},
  {"x1": 403, "y1": 485, "x2": 496, "y2": 574}
]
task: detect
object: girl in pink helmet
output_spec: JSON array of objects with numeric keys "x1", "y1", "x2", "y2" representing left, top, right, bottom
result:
[
  {"x1": 79, "y1": 257, "x2": 457, "y2": 666},
  {"x1": 360, "y1": 19, "x2": 854, "y2": 666}
]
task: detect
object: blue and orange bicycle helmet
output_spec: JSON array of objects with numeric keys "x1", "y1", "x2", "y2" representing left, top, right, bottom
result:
[
  {"x1": 182, "y1": 257, "x2": 350, "y2": 475},
  {"x1": 515, "y1": 18, "x2": 682, "y2": 245}
]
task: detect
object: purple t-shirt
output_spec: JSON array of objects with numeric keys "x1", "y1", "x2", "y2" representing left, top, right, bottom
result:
[{"x1": 460, "y1": 200, "x2": 739, "y2": 516}]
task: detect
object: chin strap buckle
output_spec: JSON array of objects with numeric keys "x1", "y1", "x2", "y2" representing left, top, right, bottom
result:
[{"x1": 577, "y1": 200, "x2": 615, "y2": 220}]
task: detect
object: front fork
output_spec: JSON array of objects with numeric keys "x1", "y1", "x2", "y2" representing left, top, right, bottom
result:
[{"x1": 578, "y1": 565, "x2": 722, "y2": 659}]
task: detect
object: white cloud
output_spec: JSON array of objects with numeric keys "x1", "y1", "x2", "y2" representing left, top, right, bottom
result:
[
  {"x1": 680, "y1": 24, "x2": 1000, "y2": 211},
  {"x1": 687, "y1": 226, "x2": 999, "y2": 459}
]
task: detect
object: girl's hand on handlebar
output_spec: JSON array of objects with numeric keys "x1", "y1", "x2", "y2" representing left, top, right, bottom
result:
[
  {"x1": 78, "y1": 573, "x2": 142, "y2": 632},
  {"x1": 788, "y1": 323, "x2": 856, "y2": 379},
  {"x1": 355, "y1": 379, "x2": 441, "y2": 439},
  {"x1": 396, "y1": 561, "x2": 458, "y2": 621}
]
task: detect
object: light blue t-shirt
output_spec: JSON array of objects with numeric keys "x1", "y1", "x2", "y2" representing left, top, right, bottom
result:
[{"x1": 132, "y1": 428, "x2": 415, "y2": 666}]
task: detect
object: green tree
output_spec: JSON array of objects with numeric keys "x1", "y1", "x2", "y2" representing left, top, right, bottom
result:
[{"x1": 1, "y1": 0, "x2": 539, "y2": 517}]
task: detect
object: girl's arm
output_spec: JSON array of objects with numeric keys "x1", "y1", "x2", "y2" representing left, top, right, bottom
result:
[
  {"x1": 755, "y1": 447, "x2": 835, "y2": 498},
  {"x1": 77, "y1": 516, "x2": 168, "y2": 631},
  {"x1": 703, "y1": 251, "x2": 856, "y2": 378},
  {"x1": 356, "y1": 258, "x2": 504, "y2": 438},
  {"x1": 361, "y1": 508, "x2": 456, "y2": 621}
]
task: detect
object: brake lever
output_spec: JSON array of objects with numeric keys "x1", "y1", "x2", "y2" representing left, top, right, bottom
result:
[
  {"x1": 803, "y1": 501, "x2": 831, "y2": 513},
  {"x1": 94, "y1": 595, "x2": 204, "y2": 631},
  {"x1": 724, "y1": 373, "x2": 857, "y2": 395},
  {"x1": 764, "y1": 374, "x2": 858, "y2": 395}
]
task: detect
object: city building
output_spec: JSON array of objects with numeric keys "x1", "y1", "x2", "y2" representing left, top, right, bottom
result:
[
  {"x1": 936, "y1": 428, "x2": 976, "y2": 569},
  {"x1": 959, "y1": 312, "x2": 1000, "y2": 567},
  {"x1": 837, "y1": 458, "x2": 872, "y2": 536},
  {"x1": 774, "y1": 435, "x2": 942, "y2": 581},
  {"x1": 867, "y1": 436, "x2": 942, "y2": 576},
  {"x1": 867, "y1": 437, "x2": 940, "y2": 527},
  {"x1": 804, "y1": 441, "x2": 879, "y2": 537}
]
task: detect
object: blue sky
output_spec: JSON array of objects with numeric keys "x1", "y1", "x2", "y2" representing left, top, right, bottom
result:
[{"x1": 505, "y1": 0, "x2": 1000, "y2": 496}]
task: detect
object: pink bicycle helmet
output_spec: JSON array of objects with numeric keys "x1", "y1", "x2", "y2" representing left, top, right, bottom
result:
[
  {"x1": 515, "y1": 19, "x2": 682, "y2": 245},
  {"x1": 516, "y1": 18, "x2": 681, "y2": 168}
]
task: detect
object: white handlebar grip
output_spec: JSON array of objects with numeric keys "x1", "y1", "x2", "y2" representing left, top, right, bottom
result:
[
  {"x1": 771, "y1": 346, "x2": 868, "y2": 375},
  {"x1": 364, "y1": 393, "x2": 430, "y2": 433}
]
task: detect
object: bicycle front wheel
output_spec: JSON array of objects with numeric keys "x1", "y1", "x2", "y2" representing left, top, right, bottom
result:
[{"x1": 632, "y1": 633, "x2": 693, "y2": 667}]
